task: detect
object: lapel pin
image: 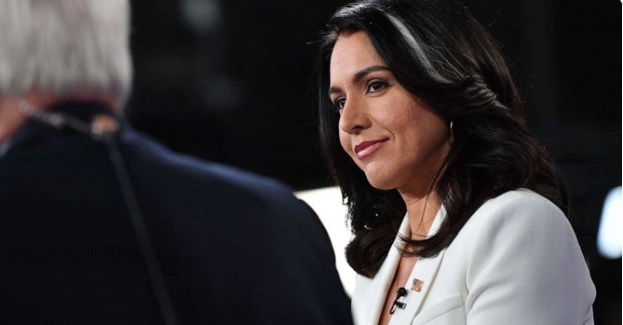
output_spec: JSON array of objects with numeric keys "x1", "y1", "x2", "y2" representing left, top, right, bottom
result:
[{"x1": 411, "y1": 278, "x2": 424, "y2": 292}]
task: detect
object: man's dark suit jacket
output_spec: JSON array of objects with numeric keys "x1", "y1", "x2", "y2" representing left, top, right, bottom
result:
[{"x1": 0, "y1": 101, "x2": 352, "y2": 324}]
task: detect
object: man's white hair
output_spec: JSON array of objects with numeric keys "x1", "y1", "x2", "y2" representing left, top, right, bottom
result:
[{"x1": 0, "y1": 0, "x2": 132, "y2": 107}]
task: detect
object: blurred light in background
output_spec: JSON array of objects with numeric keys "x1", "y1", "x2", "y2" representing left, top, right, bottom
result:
[
  {"x1": 296, "y1": 186, "x2": 356, "y2": 295},
  {"x1": 180, "y1": 0, "x2": 221, "y2": 34},
  {"x1": 597, "y1": 186, "x2": 622, "y2": 259}
]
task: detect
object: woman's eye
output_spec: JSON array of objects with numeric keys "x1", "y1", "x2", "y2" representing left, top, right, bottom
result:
[
  {"x1": 367, "y1": 80, "x2": 387, "y2": 93},
  {"x1": 333, "y1": 98, "x2": 346, "y2": 112}
]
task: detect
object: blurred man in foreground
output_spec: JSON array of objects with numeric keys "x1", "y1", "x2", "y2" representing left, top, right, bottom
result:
[{"x1": 0, "y1": 1, "x2": 352, "y2": 324}]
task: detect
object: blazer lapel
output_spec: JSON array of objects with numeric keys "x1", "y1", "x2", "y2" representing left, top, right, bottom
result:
[
  {"x1": 360, "y1": 216, "x2": 411, "y2": 325},
  {"x1": 389, "y1": 207, "x2": 448, "y2": 325}
]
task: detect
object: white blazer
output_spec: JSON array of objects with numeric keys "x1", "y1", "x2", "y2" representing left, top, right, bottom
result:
[{"x1": 351, "y1": 189, "x2": 596, "y2": 325}]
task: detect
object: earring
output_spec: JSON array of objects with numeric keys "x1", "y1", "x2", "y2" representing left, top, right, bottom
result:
[{"x1": 449, "y1": 120, "x2": 454, "y2": 139}]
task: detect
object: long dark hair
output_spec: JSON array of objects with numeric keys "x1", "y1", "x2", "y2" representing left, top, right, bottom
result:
[{"x1": 315, "y1": 0, "x2": 569, "y2": 277}]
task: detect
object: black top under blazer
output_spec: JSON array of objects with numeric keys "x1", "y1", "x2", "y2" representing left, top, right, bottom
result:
[{"x1": 0, "y1": 101, "x2": 352, "y2": 325}]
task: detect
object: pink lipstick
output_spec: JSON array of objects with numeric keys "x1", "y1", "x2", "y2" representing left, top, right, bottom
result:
[{"x1": 354, "y1": 140, "x2": 386, "y2": 160}]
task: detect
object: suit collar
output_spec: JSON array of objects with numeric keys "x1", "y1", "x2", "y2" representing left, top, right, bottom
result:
[
  {"x1": 362, "y1": 206, "x2": 448, "y2": 325},
  {"x1": 2, "y1": 101, "x2": 120, "y2": 158}
]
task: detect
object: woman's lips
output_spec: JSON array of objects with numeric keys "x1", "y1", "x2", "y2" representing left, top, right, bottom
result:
[{"x1": 354, "y1": 140, "x2": 387, "y2": 160}]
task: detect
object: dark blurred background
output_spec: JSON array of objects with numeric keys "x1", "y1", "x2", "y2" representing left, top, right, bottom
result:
[{"x1": 126, "y1": 0, "x2": 621, "y2": 323}]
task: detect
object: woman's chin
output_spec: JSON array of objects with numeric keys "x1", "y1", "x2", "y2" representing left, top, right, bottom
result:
[{"x1": 365, "y1": 175, "x2": 395, "y2": 191}]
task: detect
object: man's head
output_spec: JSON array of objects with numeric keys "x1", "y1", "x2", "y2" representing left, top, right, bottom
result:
[{"x1": 0, "y1": 0, "x2": 132, "y2": 109}]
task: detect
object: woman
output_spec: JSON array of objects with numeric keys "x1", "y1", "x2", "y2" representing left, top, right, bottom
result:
[{"x1": 315, "y1": 0, "x2": 596, "y2": 324}]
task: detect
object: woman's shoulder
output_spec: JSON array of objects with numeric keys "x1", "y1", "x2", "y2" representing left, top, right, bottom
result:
[
  {"x1": 471, "y1": 188, "x2": 566, "y2": 225},
  {"x1": 449, "y1": 191, "x2": 595, "y2": 324},
  {"x1": 457, "y1": 188, "x2": 574, "y2": 244},
  {"x1": 479, "y1": 188, "x2": 560, "y2": 211}
]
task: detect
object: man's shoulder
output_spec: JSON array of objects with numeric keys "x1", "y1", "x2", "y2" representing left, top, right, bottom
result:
[{"x1": 123, "y1": 128, "x2": 300, "y2": 206}]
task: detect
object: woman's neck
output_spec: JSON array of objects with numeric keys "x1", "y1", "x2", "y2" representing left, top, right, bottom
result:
[{"x1": 401, "y1": 191, "x2": 441, "y2": 240}]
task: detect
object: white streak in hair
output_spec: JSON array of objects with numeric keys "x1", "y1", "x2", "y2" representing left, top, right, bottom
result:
[{"x1": 385, "y1": 13, "x2": 449, "y2": 82}]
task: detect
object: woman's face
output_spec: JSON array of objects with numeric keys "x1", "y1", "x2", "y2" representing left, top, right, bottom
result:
[{"x1": 328, "y1": 31, "x2": 450, "y2": 193}]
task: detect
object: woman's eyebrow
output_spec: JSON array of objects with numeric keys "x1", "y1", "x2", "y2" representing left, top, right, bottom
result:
[
  {"x1": 329, "y1": 65, "x2": 390, "y2": 95},
  {"x1": 352, "y1": 65, "x2": 390, "y2": 84}
]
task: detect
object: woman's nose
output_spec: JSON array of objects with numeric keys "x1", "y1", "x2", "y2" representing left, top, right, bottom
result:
[{"x1": 338, "y1": 99, "x2": 370, "y2": 135}]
